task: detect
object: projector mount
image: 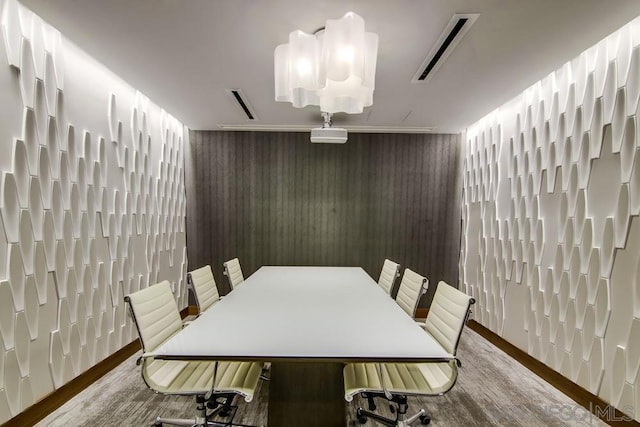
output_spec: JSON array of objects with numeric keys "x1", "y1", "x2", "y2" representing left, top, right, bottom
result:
[
  {"x1": 310, "y1": 112, "x2": 348, "y2": 143},
  {"x1": 321, "y1": 111, "x2": 333, "y2": 128}
]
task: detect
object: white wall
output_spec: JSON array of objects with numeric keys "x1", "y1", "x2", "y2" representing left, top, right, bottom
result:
[
  {"x1": 462, "y1": 16, "x2": 640, "y2": 420},
  {"x1": 0, "y1": 0, "x2": 187, "y2": 422}
]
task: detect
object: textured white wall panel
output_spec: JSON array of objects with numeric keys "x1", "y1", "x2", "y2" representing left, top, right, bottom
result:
[
  {"x1": 0, "y1": 0, "x2": 187, "y2": 422},
  {"x1": 463, "y1": 15, "x2": 640, "y2": 420}
]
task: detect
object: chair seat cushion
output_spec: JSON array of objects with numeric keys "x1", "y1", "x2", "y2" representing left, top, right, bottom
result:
[
  {"x1": 344, "y1": 361, "x2": 457, "y2": 401},
  {"x1": 144, "y1": 359, "x2": 263, "y2": 401}
]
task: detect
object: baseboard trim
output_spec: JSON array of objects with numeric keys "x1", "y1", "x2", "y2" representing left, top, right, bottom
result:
[
  {"x1": 468, "y1": 320, "x2": 640, "y2": 426},
  {"x1": 5, "y1": 340, "x2": 141, "y2": 427},
  {"x1": 3, "y1": 306, "x2": 195, "y2": 427}
]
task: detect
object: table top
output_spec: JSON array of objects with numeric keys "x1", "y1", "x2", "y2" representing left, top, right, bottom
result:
[{"x1": 152, "y1": 266, "x2": 452, "y2": 362}]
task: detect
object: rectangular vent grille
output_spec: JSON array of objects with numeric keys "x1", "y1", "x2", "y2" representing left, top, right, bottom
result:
[
  {"x1": 226, "y1": 88, "x2": 258, "y2": 120},
  {"x1": 412, "y1": 13, "x2": 479, "y2": 83}
]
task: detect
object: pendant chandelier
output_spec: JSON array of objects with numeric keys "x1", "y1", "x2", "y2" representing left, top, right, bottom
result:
[{"x1": 274, "y1": 12, "x2": 378, "y2": 114}]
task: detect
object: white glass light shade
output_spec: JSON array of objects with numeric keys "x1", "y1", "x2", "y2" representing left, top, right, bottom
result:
[
  {"x1": 274, "y1": 42, "x2": 320, "y2": 108},
  {"x1": 274, "y1": 30, "x2": 321, "y2": 108},
  {"x1": 289, "y1": 30, "x2": 319, "y2": 90},
  {"x1": 320, "y1": 12, "x2": 366, "y2": 83},
  {"x1": 318, "y1": 30, "x2": 378, "y2": 114},
  {"x1": 274, "y1": 11, "x2": 378, "y2": 114}
]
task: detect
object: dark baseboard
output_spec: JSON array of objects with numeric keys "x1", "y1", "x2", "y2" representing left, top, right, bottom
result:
[
  {"x1": 3, "y1": 306, "x2": 196, "y2": 427},
  {"x1": 468, "y1": 320, "x2": 640, "y2": 426},
  {"x1": 4, "y1": 340, "x2": 141, "y2": 427}
]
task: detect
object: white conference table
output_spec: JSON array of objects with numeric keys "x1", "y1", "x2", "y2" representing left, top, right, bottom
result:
[{"x1": 153, "y1": 266, "x2": 452, "y2": 426}]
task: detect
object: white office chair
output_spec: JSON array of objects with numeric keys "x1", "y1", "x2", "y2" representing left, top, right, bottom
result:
[
  {"x1": 378, "y1": 259, "x2": 401, "y2": 296},
  {"x1": 343, "y1": 281, "x2": 475, "y2": 426},
  {"x1": 188, "y1": 265, "x2": 221, "y2": 314},
  {"x1": 223, "y1": 258, "x2": 244, "y2": 290},
  {"x1": 212, "y1": 261, "x2": 271, "y2": 381},
  {"x1": 124, "y1": 280, "x2": 263, "y2": 427},
  {"x1": 395, "y1": 268, "x2": 428, "y2": 318}
]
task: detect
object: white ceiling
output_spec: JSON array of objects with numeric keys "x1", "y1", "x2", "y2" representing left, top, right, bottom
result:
[{"x1": 19, "y1": 0, "x2": 640, "y2": 133}]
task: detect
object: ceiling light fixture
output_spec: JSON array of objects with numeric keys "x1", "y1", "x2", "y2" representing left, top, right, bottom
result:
[{"x1": 274, "y1": 11, "x2": 378, "y2": 115}]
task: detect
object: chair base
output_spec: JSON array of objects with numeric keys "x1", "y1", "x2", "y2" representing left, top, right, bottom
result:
[
  {"x1": 154, "y1": 416, "x2": 226, "y2": 427},
  {"x1": 354, "y1": 393, "x2": 430, "y2": 427},
  {"x1": 153, "y1": 418, "x2": 263, "y2": 427},
  {"x1": 355, "y1": 408, "x2": 430, "y2": 427},
  {"x1": 152, "y1": 394, "x2": 264, "y2": 427}
]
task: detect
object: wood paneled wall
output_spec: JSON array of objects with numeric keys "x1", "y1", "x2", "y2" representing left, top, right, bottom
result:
[{"x1": 186, "y1": 131, "x2": 461, "y2": 307}]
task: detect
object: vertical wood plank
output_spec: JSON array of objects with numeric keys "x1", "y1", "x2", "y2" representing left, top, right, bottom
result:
[{"x1": 185, "y1": 131, "x2": 461, "y2": 307}]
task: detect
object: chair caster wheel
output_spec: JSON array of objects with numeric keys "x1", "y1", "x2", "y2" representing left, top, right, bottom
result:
[
  {"x1": 219, "y1": 409, "x2": 231, "y2": 417},
  {"x1": 420, "y1": 414, "x2": 431, "y2": 425},
  {"x1": 356, "y1": 409, "x2": 367, "y2": 424},
  {"x1": 153, "y1": 422, "x2": 163, "y2": 427}
]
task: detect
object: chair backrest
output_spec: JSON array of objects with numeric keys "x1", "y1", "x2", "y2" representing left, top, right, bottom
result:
[
  {"x1": 187, "y1": 265, "x2": 220, "y2": 312},
  {"x1": 395, "y1": 268, "x2": 428, "y2": 318},
  {"x1": 377, "y1": 259, "x2": 400, "y2": 295},
  {"x1": 124, "y1": 280, "x2": 183, "y2": 353},
  {"x1": 424, "y1": 281, "x2": 475, "y2": 355},
  {"x1": 223, "y1": 258, "x2": 244, "y2": 289}
]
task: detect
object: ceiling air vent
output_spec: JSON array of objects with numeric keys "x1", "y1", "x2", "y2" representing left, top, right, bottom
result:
[
  {"x1": 412, "y1": 13, "x2": 479, "y2": 83},
  {"x1": 226, "y1": 88, "x2": 258, "y2": 120}
]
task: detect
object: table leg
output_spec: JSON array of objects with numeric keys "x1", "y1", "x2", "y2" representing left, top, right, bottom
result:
[{"x1": 268, "y1": 362, "x2": 346, "y2": 427}]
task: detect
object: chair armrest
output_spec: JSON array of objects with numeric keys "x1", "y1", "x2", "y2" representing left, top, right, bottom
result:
[
  {"x1": 137, "y1": 351, "x2": 157, "y2": 365},
  {"x1": 376, "y1": 363, "x2": 393, "y2": 400}
]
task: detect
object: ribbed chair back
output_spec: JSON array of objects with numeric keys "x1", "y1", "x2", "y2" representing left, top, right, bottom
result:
[
  {"x1": 395, "y1": 268, "x2": 428, "y2": 318},
  {"x1": 377, "y1": 259, "x2": 400, "y2": 295},
  {"x1": 125, "y1": 280, "x2": 182, "y2": 353},
  {"x1": 188, "y1": 265, "x2": 220, "y2": 313},
  {"x1": 424, "y1": 280, "x2": 474, "y2": 355},
  {"x1": 223, "y1": 258, "x2": 244, "y2": 289}
]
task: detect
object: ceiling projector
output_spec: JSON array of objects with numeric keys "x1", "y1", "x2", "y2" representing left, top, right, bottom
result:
[
  {"x1": 310, "y1": 126, "x2": 347, "y2": 144},
  {"x1": 311, "y1": 112, "x2": 347, "y2": 143}
]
